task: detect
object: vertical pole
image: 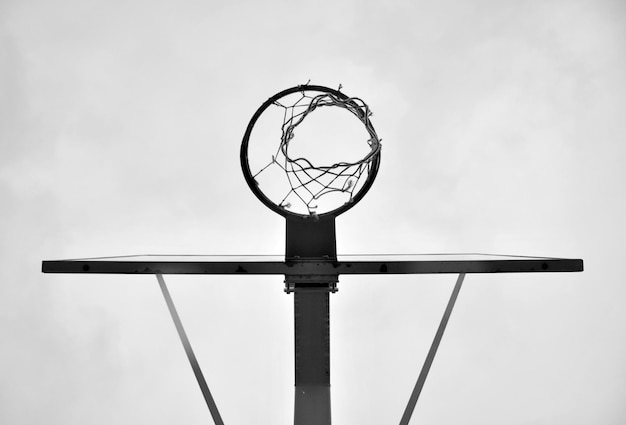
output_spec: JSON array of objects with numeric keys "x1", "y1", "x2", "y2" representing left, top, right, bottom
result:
[
  {"x1": 294, "y1": 291, "x2": 331, "y2": 425},
  {"x1": 286, "y1": 216, "x2": 336, "y2": 425}
]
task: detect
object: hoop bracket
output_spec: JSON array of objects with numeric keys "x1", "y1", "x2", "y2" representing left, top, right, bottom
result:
[{"x1": 284, "y1": 277, "x2": 339, "y2": 294}]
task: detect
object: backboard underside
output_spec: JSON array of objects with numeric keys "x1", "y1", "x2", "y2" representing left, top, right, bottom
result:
[{"x1": 42, "y1": 254, "x2": 583, "y2": 275}]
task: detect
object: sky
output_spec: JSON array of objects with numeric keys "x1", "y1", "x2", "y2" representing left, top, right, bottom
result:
[{"x1": 1, "y1": 0, "x2": 625, "y2": 424}]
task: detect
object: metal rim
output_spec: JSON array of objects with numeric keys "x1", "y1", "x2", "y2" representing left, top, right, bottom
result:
[{"x1": 240, "y1": 84, "x2": 381, "y2": 219}]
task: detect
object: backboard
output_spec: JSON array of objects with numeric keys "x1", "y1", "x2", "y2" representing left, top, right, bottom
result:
[{"x1": 42, "y1": 253, "x2": 583, "y2": 276}]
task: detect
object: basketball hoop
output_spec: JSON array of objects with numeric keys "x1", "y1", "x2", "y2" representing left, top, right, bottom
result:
[
  {"x1": 241, "y1": 85, "x2": 381, "y2": 218},
  {"x1": 42, "y1": 83, "x2": 583, "y2": 425}
]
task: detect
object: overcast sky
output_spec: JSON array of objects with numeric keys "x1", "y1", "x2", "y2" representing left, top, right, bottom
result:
[{"x1": 1, "y1": 0, "x2": 625, "y2": 424}]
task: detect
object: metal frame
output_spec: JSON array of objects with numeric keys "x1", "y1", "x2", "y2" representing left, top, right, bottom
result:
[{"x1": 42, "y1": 258, "x2": 582, "y2": 425}]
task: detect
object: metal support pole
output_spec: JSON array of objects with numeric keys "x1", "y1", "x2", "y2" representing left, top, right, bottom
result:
[
  {"x1": 293, "y1": 290, "x2": 331, "y2": 425},
  {"x1": 286, "y1": 216, "x2": 336, "y2": 425}
]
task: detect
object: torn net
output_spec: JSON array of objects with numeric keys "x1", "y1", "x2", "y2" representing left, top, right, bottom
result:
[{"x1": 252, "y1": 89, "x2": 381, "y2": 216}]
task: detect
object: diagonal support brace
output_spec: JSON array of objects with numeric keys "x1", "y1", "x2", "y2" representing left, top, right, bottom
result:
[
  {"x1": 399, "y1": 273, "x2": 466, "y2": 425},
  {"x1": 156, "y1": 274, "x2": 225, "y2": 425}
]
